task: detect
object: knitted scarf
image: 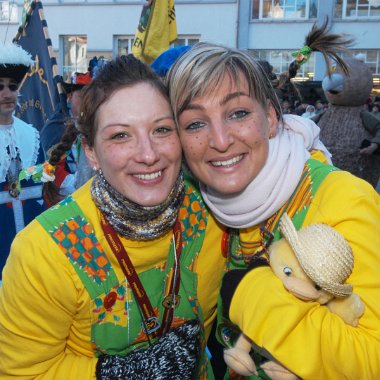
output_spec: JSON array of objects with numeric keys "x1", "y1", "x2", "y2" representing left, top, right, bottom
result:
[{"x1": 91, "y1": 170, "x2": 185, "y2": 240}]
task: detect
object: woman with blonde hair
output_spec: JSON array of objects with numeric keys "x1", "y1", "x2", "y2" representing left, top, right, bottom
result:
[{"x1": 167, "y1": 42, "x2": 380, "y2": 379}]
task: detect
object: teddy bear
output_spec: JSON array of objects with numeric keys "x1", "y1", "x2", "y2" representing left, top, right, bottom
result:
[
  {"x1": 316, "y1": 54, "x2": 380, "y2": 188},
  {"x1": 223, "y1": 213, "x2": 365, "y2": 379}
]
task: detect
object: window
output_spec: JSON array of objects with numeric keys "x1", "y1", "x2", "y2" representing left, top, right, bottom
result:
[
  {"x1": 61, "y1": 35, "x2": 88, "y2": 81},
  {"x1": 114, "y1": 36, "x2": 134, "y2": 57},
  {"x1": 250, "y1": 49, "x2": 316, "y2": 80},
  {"x1": 335, "y1": 0, "x2": 380, "y2": 18},
  {"x1": 252, "y1": 0, "x2": 318, "y2": 20},
  {"x1": 341, "y1": 49, "x2": 380, "y2": 79},
  {"x1": 0, "y1": 1, "x2": 18, "y2": 23},
  {"x1": 172, "y1": 36, "x2": 200, "y2": 47},
  {"x1": 114, "y1": 35, "x2": 200, "y2": 58}
]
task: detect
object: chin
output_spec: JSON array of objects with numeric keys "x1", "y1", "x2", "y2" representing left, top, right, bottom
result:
[{"x1": 208, "y1": 179, "x2": 248, "y2": 196}]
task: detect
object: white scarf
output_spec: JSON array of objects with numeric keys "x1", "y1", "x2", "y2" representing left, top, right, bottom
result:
[{"x1": 200, "y1": 115, "x2": 331, "y2": 228}]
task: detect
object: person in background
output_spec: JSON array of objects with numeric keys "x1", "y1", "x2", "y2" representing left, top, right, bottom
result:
[
  {"x1": 40, "y1": 72, "x2": 91, "y2": 155},
  {"x1": 301, "y1": 104, "x2": 316, "y2": 119},
  {"x1": 167, "y1": 42, "x2": 380, "y2": 379},
  {"x1": 314, "y1": 99, "x2": 325, "y2": 114},
  {"x1": 0, "y1": 55, "x2": 225, "y2": 379},
  {"x1": 0, "y1": 43, "x2": 45, "y2": 283},
  {"x1": 42, "y1": 73, "x2": 95, "y2": 207}
]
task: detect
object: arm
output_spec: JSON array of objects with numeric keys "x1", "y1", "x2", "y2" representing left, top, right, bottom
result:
[
  {"x1": 228, "y1": 173, "x2": 380, "y2": 379},
  {"x1": 0, "y1": 221, "x2": 97, "y2": 379}
]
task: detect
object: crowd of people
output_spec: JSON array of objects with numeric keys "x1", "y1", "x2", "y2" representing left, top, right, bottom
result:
[{"x1": 0, "y1": 40, "x2": 379, "y2": 380}]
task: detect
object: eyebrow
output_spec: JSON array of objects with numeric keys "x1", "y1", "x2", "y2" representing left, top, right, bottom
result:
[
  {"x1": 102, "y1": 115, "x2": 174, "y2": 129},
  {"x1": 185, "y1": 91, "x2": 250, "y2": 112}
]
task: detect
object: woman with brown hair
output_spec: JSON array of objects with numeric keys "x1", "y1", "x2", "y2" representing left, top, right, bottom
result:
[{"x1": 0, "y1": 55, "x2": 225, "y2": 379}]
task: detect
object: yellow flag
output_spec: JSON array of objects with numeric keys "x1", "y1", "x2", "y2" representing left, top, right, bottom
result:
[{"x1": 132, "y1": 0, "x2": 177, "y2": 64}]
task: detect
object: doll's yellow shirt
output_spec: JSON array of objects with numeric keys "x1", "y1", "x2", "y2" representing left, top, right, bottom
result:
[
  {"x1": 230, "y1": 170, "x2": 380, "y2": 379},
  {"x1": 0, "y1": 180, "x2": 225, "y2": 379}
]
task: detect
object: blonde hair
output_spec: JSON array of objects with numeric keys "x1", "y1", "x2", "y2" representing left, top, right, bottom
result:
[{"x1": 166, "y1": 42, "x2": 282, "y2": 124}]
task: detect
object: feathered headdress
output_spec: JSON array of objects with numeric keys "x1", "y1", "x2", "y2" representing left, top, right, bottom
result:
[{"x1": 0, "y1": 43, "x2": 34, "y2": 83}]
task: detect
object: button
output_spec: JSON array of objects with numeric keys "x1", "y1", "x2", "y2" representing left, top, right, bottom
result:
[{"x1": 103, "y1": 291, "x2": 117, "y2": 310}]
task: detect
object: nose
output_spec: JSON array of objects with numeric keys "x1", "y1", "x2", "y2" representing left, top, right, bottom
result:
[
  {"x1": 135, "y1": 136, "x2": 160, "y2": 165},
  {"x1": 208, "y1": 120, "x2": 234, "y2": 152}
]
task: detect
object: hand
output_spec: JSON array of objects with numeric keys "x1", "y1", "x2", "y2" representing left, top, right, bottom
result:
[
  {"x1": 360, "y1": 142, "x2": 379, "y2": 155},
  {"x1": 223, "y1": 334, "x2": 258, "y2": 376}
]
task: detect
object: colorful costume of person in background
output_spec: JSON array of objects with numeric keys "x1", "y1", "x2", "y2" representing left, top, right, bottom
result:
[
  {"x1": 167, "y1": 42, "x2": 380, "y2": 379},
  {"x1": 0, "y1": 43, "x2": 45, "y2": 282},
  {"x1": 0, "y1": 55, "x2": 226, "y2": 379},
  {"x1": 42, "y1": 73, "x2": 95, "y2": 208}
]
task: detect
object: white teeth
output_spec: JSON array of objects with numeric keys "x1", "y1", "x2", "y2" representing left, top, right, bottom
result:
[
  {"x1": 211, "y1": 155, "x2": 243, "y2": 167},
  {"x1": 134, "y1": 171, "x2": 162, "y2": 180}
]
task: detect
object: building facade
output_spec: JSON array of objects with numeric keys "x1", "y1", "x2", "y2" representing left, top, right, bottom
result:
[{"x1": 0, "y1": 0, "x2": 379, "y2": 92}]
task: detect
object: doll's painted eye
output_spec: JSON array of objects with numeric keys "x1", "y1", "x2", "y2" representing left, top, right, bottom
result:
[
  {"x1": 283, "y1": 267, "x2": 292, "y2": 276},
  {"x1": 315, "y1": 284, "x2": 322, "y2": 291}
]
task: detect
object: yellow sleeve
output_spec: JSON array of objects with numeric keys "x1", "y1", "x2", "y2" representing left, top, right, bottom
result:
[
  {"x1": 0, "y1": 221, "x2": 97, "y2": 379},
  {"x1": 229, "y1": 172, "x2": 380, "y2": 379}
]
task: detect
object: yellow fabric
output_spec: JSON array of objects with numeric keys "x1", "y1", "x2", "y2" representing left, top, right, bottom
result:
[
  {"x1": 0, "y1": 180, "x2": 225, "y2": 379},
  {"x1": 132, "y1": 0, "x2": 177, "y2": 64},
  {"x1": 230, "y1": 171, "x2": 380, "y2": 379}
]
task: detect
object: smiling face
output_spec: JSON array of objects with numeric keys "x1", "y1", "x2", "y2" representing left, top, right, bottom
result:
[
  {"x1": 85, "y1": 82, "x2": 182, "y2": 206},
  {"x1": 0, "y1": 77, "x2": 19, "y2": 124},
  {"x1": 177, "y1": 72, "x2": 277, "y2": 195}
]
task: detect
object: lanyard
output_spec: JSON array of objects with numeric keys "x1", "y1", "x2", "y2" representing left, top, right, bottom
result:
[{"x1": 100, "y1": 212, "x2": 182, "y2": 339}]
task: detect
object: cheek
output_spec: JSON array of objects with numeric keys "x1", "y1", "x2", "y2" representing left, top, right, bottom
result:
[
  {"x1": 237, "y1": 121, "x2": 267, "y2": 145},
  {"x1": 181, "y1": 136, "x2": 205, "y2": 159},
  {"x1": 98, "y1": 144, "x2": 126, "y2": 167}
]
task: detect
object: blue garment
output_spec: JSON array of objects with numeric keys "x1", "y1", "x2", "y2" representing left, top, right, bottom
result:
[
  {"x1": 151, "y1": 46, "x2": 192, "y2": 77},
  {"x1": 0, "y1": 118, "x2": 46, "y2": 280},
  {"x1": 39, "y1": 102, "x2": 69, "y2": 156}
]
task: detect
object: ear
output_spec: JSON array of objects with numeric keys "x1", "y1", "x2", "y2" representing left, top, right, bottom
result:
[
  {"x1": 266, "y1": 101, "x2": 278, "y2": 138},
  {"x1": 82, "y1": 138, "x2": 99, "y2": 171}
]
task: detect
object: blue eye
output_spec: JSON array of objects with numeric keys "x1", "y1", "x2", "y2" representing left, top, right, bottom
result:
[
  {"x1": 230, "y1": 110, "x2": 249, "y2": 119},
  {"x1": 185, "y1": 121, "x2": 205, "y2": 131},
  {"x1": 283, "y1": 267, "x2": 292, "y2": 276},
  {"x1": 155, "y1": 126, "x2": 173, "y2": 134}
]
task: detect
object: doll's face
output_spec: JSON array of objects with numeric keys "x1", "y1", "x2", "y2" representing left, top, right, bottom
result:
[{"x1": 269, "y1": 239, "x2": 334, "y2": 304}]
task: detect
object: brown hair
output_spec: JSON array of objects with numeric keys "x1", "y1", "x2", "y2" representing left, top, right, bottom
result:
[
  {"x1": 43, "y1": 119, "x2": 79, "y2": 207},
  {"x1": 77, "y1": 54, "x2": 169, "y2": 148}
]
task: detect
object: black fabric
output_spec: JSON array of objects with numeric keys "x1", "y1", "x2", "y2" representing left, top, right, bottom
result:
[
  {"x1": 208, "y1": 319, "x2": 227, "y2": 380},
  {"x1": 39, "y1": 103, "x2": 69, "y2": 155},
  {"x1": 221, "y1": 257, "x2": 269, "y2": 318},
  {"x1": 96, "y1": 319, "x2": 201, "y2": 380}
]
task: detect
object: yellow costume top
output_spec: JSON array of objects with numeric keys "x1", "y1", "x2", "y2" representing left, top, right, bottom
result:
[
  {"x1": 0, "y1": 180, "x2": 225, "y2": 379},
  {"x1": 229, "y1": 169, "x2": 380, "y2": 379}
]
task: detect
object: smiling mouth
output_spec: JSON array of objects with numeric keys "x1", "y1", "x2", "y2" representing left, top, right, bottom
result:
[
  {"x1": 210, "y1": 155, "x2": 244, "y2": 167},
  {"x1": 134, "y1": 171, "x2": 162, "y2": 180}
]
